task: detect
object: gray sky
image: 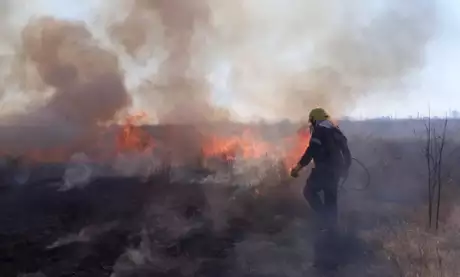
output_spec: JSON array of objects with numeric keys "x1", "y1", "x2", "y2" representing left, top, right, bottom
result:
[{"x1": 2, "y1": 0, "x2": 459, "y2": 120}]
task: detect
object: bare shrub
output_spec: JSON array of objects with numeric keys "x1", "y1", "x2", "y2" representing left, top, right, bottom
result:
[{"x1": 424, "y1": 116, "x2": 448, "y2": 229}]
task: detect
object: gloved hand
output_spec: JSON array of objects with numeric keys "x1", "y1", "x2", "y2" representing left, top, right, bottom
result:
[{"x1": 290, "y1": 164, "x2": 302, "y2": 178}]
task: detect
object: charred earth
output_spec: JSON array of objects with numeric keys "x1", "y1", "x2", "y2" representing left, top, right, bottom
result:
[{"x1": 1, "y1": 119, "x2": 460, "y2": 277}]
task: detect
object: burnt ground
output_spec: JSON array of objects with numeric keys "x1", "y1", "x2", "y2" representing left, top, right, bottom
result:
[
  {"x1": 0, "y1": 173, "x2": 154, "y2": 277},
  {"x1": 0, "y1": 163, "x2": 395, "y2": 277},
  {"x1": 1, "y1": 120, "x2": 459, "y2": 276}
]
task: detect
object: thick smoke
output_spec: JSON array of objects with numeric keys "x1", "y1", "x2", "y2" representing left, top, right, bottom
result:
[
  {"x1": 0, "y1": 0, "x2": 14, "y2": 99},
  {"x1": 21, "y1": 17, "x2": 129, "y2": 124},
  {"x1": 107, "y1": 0, "x2": 228, "y2": 165},
  {"x1": 0, "y1": 16, "x2": 130, "y2": 155},
  {"x1": 1, "y1": 0, "x2": 438, "y2": 126},
  {"x1": 214, "y1": 0, "x2": 437, "y2": 119},
  {"x1": 0, "y1": 1, "x2": 10, "y2": 41},
  {"x1": 107, "y1": 0, "x2": 437, "y2": 121},
  {"x1": 109, "y1": 0, "x2": 218, "y2": 123},
  {"x1": 0, "y1": 0, "x2": 438, "y2": 155}
]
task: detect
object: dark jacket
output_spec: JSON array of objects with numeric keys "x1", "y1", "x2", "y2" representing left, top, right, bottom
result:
[{"x1": 298, "y1": 120, "x2": 351, "y2": 174}]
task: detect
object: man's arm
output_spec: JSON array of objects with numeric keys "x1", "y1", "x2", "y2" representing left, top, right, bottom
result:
[
  {"x1": 298, "y1": 136, "x2": 322, "y2": 167},
  {"x1": 290, "y1": 134, "x2": 321, "y2": 177}
]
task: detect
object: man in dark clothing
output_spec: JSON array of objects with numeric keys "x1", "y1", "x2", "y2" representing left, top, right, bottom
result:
[{"x1": 290, "y1": 107, "x2": 352, "y2": 270}]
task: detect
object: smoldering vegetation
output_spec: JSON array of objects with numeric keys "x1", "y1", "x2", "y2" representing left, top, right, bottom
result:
[
  {"x1": 1, "y1": 119, "x2": 460, "y2": 277},
  {"x1": 0, "y1": 0, "x2": 455, "y2": 277}
]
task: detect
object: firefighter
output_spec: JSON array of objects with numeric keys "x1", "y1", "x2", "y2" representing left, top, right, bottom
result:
[
  {"x1": 290, "y1": 107, "x2": 352, "y2": 269},
  {"x1": 291, "y1": 107, "x2": 351, "y2": 227}
]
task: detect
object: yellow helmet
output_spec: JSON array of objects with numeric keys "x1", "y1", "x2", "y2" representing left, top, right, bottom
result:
[{"x1": 309, "y1": 107, "x2": 329, "y2": 122}]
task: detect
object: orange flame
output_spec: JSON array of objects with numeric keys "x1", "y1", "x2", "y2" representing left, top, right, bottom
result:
[
  {"x1": 201, "y1": 129, "x2": 272, "y2": 161},
  {"x1": 282, "y1": 125, "x2": 311, "y2": 168},
  {"x1": 116, "y1": 112, "x2": 155, "y2": 153},
  {"x1": 200, "y1": 126, "x2": 311, "y2": 170},
  {"x1": 0, "y1": 115, "x2": 311, "y2": 171}
]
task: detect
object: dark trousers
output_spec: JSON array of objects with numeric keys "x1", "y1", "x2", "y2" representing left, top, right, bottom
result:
[
  {"x1": 303, "y1": 168, "x2": 341, "y2": 268},
  {"x1": 303, "y1": 168, "x2": 340, "y2": 230}
]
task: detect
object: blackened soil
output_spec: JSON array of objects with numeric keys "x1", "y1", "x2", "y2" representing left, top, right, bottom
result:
[{"x1": 0, "y1": 176, "x2": 153, "y2": 277}]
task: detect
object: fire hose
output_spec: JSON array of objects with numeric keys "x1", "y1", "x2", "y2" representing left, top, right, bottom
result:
[{"x1": 338, "y1": 157, "x2": 371, "y2": 191}]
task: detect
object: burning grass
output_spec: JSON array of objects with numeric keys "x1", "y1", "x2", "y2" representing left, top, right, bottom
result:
[
  {"x1": 0, "y1": 114, "x2": 312, "y2": 190},
  {"x1": 0, "y1": 113, "x2": 310, "y2": 172},
  {"x1": 2, "y1": 120, "x2": 460, "y2": 277}
]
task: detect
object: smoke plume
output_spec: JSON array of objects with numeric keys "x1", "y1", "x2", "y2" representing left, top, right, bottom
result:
[
  {"x1": 109, "y1": 0, "x2": 217, "y2": 123},
  {"x1": 214, "y1": 0, "x2": 437, "y2": 120},
  {"x1": 1, "y1": 0, "x2": 438, "y2": 125},
  {"x1": 107, "y1": 0, "x2": 437, "y2": 121},
  {"x1": 0, "y1": 0, "x2": 438, "y2": 157},
  {"x1": 0, "y1": 16, "x2": 130, "y2": 154}
]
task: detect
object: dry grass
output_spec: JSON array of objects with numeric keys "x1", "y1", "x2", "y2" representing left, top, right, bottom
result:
[
  {"x1": 361, "y1": 207, "x2": 460, "y2": 277},
  {"x1": 112, "y1": 128, "x2": 460, "y2": 277},
  {"x1": 4, "y1": 119, "x2": 460, "y2": 277}
]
